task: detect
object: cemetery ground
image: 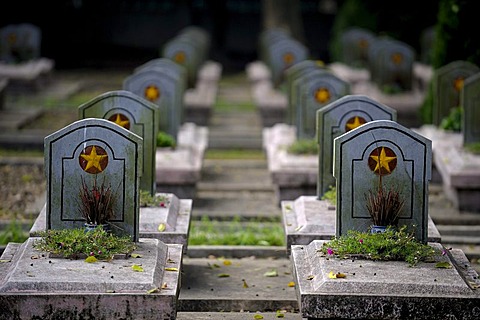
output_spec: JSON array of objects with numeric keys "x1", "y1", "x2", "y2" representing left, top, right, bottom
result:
[{"x1": 1, "y1": 67, "x2": 480, "y2": 318}]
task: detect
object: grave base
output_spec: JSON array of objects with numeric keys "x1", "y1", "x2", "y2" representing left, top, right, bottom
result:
[
  {"x1": 282, "y1": 196, "x2": 442, "y2": 255},
  {"x1": 291, "y1": 240, "x2": 480, "y2": 320},
  {"x1": 0, "y1": 238, "x2": 183, "y2": 320},
  {"x1": 0, "y1": 58, "x2": 54, "y2": 93},
  {"x1": 263, "y1": 124, "x2": 317, "y2": 204}
]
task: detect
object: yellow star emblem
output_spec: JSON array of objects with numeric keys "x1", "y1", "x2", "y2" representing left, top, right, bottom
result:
[
  {"x1": 453, "y1": 77, "x2": 464, "y2": 92},
  {"x1": 112, "y1": 113, "x2": 130, "y2": 129},
  {"x1": 370, "y1": 147, "x2": 396, "y2": 174},
  {"x1": 144, "y1": 85, "x2": 160, "y2": 102},
  {"x1": 81, "y1": 146, "x2": 108, "y2": 173},
  {"x1": 174, "y1": 51, "x2": 186, "y2": 64},
  {"x1": 283, "y1": 52, "x2": 294, "y2": 66},
  {"x1": 315, "y1": 88, "x2": 330, "y2": 103},
  {"x1": 345, "y1": 116, "x2": 366, "y2": 131}
]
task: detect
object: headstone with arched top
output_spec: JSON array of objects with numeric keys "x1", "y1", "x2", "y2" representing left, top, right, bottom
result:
[
  {"x1": 333, "y1": 120, "x2": 432, "y2": 242},
  {"x1": 44, "y1": 118, "x2": 143, "y2": 241}
]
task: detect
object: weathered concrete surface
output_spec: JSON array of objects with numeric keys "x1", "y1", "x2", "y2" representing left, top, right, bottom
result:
[
  {"x1": 0, "y1": 238, "x2": 183, "y2": 320},
  {"x1": 177, "y1": 311, "x2": 302, "y2": 319},
  {"x1": 291, "y1": 240, "x2": 480, "y2": 320}
]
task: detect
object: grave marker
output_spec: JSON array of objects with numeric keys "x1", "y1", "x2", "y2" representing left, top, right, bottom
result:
[
  {"x1": 44, "y1": 118, "x2": 143, "y2": 241},
  {"x1": 461, "y1": 72, "x2": 480, "y2": 145},
  {"x1": 333, "y1": 120, "x2": 432, "y2": 242},
  {"x1": 340, "y1": 27, "x2": 376, "y2": 68},
  {"x1": 316, "y1": 95, "x2": 396, "y2": 197},
  {"x1": 78, "y1": 90, "x2": 159, "y2": 195},
  {"x1": 123, "y1": 68, "x2": 183, "y2": 139},
  {"x1": 294, "y1": 70, "x2": 350, "y2": 139},
  {"x1": 432, "y1": 60, "x2": 479, "y2": 126},
  {"x1": 0, "y1": 23, "x2": 41, "y2": 63}
]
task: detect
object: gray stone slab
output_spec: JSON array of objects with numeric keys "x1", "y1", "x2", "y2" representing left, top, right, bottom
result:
[
  {"x1": 263, "y1": 124, "x2": 317, "y2": 204},
  {"x1": 281, "y1": 196, "x2": 441, "y2": 255},
  {"x1": 0, "y1": 238, "x2": 182, "y2": 320},
  {"x1": 177, "y1": 312, "x2": 302, "y2": 320},
  {"x1": 291, "y1": 240, "x2": 480, "y2": 319}
]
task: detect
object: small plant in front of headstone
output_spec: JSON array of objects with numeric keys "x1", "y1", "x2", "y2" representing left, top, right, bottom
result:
[
  {"x1": 78, "y1": 175, "x2": 116, "y2": 231},
  {"x1": 156, "y1": 131, "x2": 176, "y2": 149},
  {"x1": 287, "y1": 139, "x2": 318, "y2": 155},
  {"x1": 319, "y1": 226, "x2": 439, "y2": 266},
  {"x1": 440, "y1": 106, "x2": 463, "y2": 132},
  {"x1": 139, "y1": 190, "x2": 170, "y2": 208},
  {"x1": 465, "y1": 142, "x2": 480, "y2": 155},
  {"x1": 365, "y1": 183, "x2": 404, "y2": 232},
  {"x1": 33, "y1": 227, "x2": 136, "y2": 260}
]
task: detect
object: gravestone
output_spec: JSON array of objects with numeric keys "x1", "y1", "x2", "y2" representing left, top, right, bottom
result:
[
  {"x1": 268, "y1": 38, "x2": 309, "y2": 87},
  {"x1": 134, "y1": 57, "x2": 188, "y2": 96},
  {"x1": 284, "y1": 59, "x2": 324, "y2": 125},
  {"x1": 0, "y1": 118, "x2": 184, "y2": 319},
  {"x1": 44, "y1": 118, "x2": 143, "y2": 241},
  {"x1": 431, "y1": 72, "x2": 480, "y2": 212},
  {"x1": 123, "y1": 68, "x2": 183, "y2": 139},
  {"x1": 462, "y1": 72, "x2": 480, "y2": 145},
  {"x1": 334, "y1": 120, "x2": 431, "y2": 242},
  {"x1": 0, "y1": 23, "x2": 41, "y2": 63},
  {"x1": 78, "y1": 90, "x2": 160, "y2": 195},
  {"x1": 432, "y1": 60, "x2": 479, "y2": 126},
  {"x1": 340, "y1": 27, "x2": 376, "y2": 68},
  {"x1": 294, "y1": 70, "x2": 350, "y2": 139},
  {"x1": 316, "y1": 95, "x2": 397, "y2": 197},
  {"x1": 369, "y1": 38, "x2": 415, "y2": 92},
  {"x1": 420, "y1": 26, "x2": 435, "y2": 65},
  {"x1": 290, "y1": 121, "x2": 479, "y2": 320}
]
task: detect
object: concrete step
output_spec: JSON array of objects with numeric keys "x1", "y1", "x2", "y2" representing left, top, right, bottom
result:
[
  {"x1": 440, "y1": 235, "x2": 480, "y2": 245},
  {"x1": 177, "y1": 311, "x2": 302, "y2": 319},
  {"x1": 436, "y1": 225, "x2": 480, "y2": 237}
]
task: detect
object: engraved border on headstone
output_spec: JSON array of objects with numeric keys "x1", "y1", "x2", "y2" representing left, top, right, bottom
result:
[
  {"x1": 44, "y1": 118, "x2": 143, "y2": 241},
  {"x1": 333, "y1": 120, "x2": 432, "y2": 242},
  {"x1": 78, "y1": 90, "x2": 159, "y2": 195},
  {"x1": 316, "y1": 95, "x2": 397, "y2": 197},
  {"x1": 432, "y1": 60, "x2": 479, "y2": 126}
]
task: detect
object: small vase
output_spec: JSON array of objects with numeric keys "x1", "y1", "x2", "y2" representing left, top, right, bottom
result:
[
  {"x1": 370, "y1": 225, "x2": 387, "y2": 234},
  {"x1": 84, "y1": 223, "x2": 110, "y2": 233}
]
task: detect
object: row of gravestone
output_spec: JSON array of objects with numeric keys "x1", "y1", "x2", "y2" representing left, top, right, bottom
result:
[
  {"x1": 415, "y1": 60, "x2": 480, "y2": 212},
  {"x1": 258, "y1": 27, "x2": 309, "y2": 88},
  {"x1": 162, "y1": 26, "x2": 211, "y2": 88},
  {"x1": 0, "y1": 23, "x2": 41, "y2": 63}
]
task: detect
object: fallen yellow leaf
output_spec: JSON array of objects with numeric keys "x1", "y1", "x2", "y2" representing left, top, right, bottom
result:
[
  {"x1": 435, "y1": 262, "x2": 452, "y2": 269},
  {"x1": 328, "y1": 271, "x2": 346, "y2": 279},
  {"x1": 161, "y1": 282, "x2": 168, "y2": 289},
  {"x1": 158, "y1": 223, "x2": 166, "y2": 232},
  {"x1": 223, "y1": 259, "x2": 232, "y2": 266},
  {"x1": 130, "y1": 253, "x2": 142, "y2": 258},
  {"x1": 287, "y1": 281, "x2": 295, "y2": 287},
  {"x1": 243, "y1": 279, "x2": 249, "y2": 288},
  {"x1": 132, "y1": 264, "x2": 144, "y2": 272},
  {"x1": 85, "y1": 256, "x2": 97, "y2": 263},
  {"x1": 264, "y1": 269, "x2": 278, "y2": 277},
  {"x1": 253, "y1": 314, "x2": 264, "y2": 319},
  {"x1": 306, "y1": 275, "x2": 315, "y2": 280},
  {"x1": 165, "y1": 267, "x2": 178, "y2": 272},
  {"x1": 147, "y1": 287, "x2": 159, "y2": 294},
  {"x1": 218, "y1": 273, "x2": 230, "y2": 278}
]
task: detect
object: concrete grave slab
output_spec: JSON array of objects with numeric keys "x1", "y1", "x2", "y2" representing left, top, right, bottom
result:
[
  {"x1": 0, "y1": 238, "x2": 183, "y2": 320},
  {"x1": 291, "y1": 240, "x2": 480, "y2": 319}
]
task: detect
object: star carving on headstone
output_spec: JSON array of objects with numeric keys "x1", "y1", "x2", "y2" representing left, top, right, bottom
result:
[
  {"x1": 391, "y1": 52, "x2": 403, "y2": 65},
  {"x1": 345, "y1": 116, "x2": 367, "y2": 131},
  {"x1": 144, "y1": 85, "x2": 160, "y2": 102},
  {"x1": 453, "y1": 76, "x2": 465, "y2": 92},
  {"x1": 368, "y1": 146, "x2": 397, "y2": 175},
  {"x1": 79, "y1": 145, "x2": 108, "y2": 174},
  {"x1": 109, "y1": 113, "x2": 130, "y2": 130},
  {"x1": 174, "y1": 51, "x2": 186, "y2": 64},
  {"x1": 283, "y1": 52, "x2": 294, "y2": 66},
  {"x1": 314, "y1": 87, "x2": 330, "y2": 104}
]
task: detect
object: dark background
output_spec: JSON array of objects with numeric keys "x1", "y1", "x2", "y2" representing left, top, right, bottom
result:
[{"x1": 1, "y1": 0, "x2": 336, "y2": 72}]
